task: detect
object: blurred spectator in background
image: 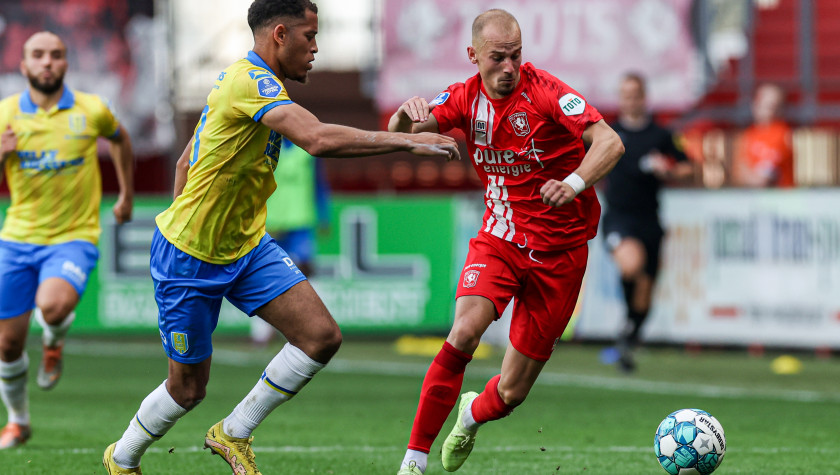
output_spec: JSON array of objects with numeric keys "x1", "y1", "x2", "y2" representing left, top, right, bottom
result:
[
  {"x1": 251, "y1": 136, "x2": 330, "y2": 346},
  {"x1": 732, "y1": 83, "x2": 794, "y2": 187},
  {"x1": 601, "y1": 72, "x2": 693, "y2": 373},
  {"x1": 0, "y1": 31, "x2": 133, "y2": 448}
]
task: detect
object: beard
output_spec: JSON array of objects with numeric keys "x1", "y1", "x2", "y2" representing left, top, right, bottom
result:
[{"x1": 27, "y1": 72, "x2": 64, "y2": 95}]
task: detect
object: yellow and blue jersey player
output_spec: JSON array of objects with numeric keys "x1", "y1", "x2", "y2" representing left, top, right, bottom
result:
[
  {"x1": 0, "y1": 31, "x2": 134, "y2": 449},
  {"x1": 103, "y1": 1, "x2": 460, "y2": 473}
]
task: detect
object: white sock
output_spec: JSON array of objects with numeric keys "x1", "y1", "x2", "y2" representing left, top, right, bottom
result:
[
  {"x1": 34, "y1": 308, "x2": 75, "y2": 348},
  {"x1": 224, "y1": 343, "x2": 324, "y2": 438},
  {"x1": 0, "y1": 354, "x2": 29, "y2": 425},
  {"x1": 401, "y1": 449, "x2": 428, "y2": 473},
  {"x1": 113, "y1": 381, "x2": 188, "y2": 468},
  {"x1": 461, "y1": 398, "x2": 483, "y2": 432}
]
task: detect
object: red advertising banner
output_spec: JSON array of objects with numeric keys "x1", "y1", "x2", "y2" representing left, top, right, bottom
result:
[{"x1": 378, "y1": 0, "x2": 700, "y2": 114}]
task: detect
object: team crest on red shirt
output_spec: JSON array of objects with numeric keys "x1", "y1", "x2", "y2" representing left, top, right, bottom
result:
[
  {"x1": 463, "y1": 269, "x2": 480, "y2": 288},
  {"x1": 508, "y1": 112, "x2": 530, "y2": 137}
]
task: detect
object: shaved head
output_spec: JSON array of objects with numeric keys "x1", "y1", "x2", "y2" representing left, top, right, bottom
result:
[
  {"x1": 471, "y1": 9, "x2": 520, "y2": 51},
  {"x1": 467, "y1": 9, "x2": 522, "y2": 99},
  {"x1": 23, "y1": 31, "x2": 66, "y2": 57}
]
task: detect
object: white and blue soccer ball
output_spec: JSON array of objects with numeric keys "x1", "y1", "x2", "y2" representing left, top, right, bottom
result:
[{"x1": 654, "y1": 408, "x2": 726, "y2": 474}]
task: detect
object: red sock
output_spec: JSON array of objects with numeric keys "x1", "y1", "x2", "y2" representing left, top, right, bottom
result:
[
  {"x1": 471, "y1": 374, "x2": 515, "y2": 423},
  {"x1": 407, "y1": 342, "x2": 472, "y2": 452}
]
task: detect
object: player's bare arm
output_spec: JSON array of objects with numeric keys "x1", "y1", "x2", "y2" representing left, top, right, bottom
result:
[
  {"x1": 261, "y1": 101, "x2": 458, "y2": 160},
  {"x1": 387, "y1": 96, "x2": 440, "y2": 134},
  {"x1": 0, "y1": 125, "x2": 16, "y2": 186},
  {"x1": 540, "y1": 119, "x2": 624, "y2": 207},
  {"x1": 108, "y1": 129, "x2": 135, "y2": 224},
  {"x1": 172, "y1": 138, "x2": 193, "y2": 199}
]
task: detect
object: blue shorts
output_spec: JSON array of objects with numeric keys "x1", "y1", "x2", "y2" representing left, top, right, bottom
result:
[
  {"x1": 0, "y1": 239, "x2": 99, "y2": 319},
  {"x1": 271, "y1": 228, "x2": 315, "y2": 264},
  {"x1": 151, "y1": 228, "x2": 306, "y2": 364}
]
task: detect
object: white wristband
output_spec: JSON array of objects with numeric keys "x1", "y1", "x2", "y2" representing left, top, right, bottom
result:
[{"x1": 562, "y1": 172, "x2": 586, "y2": 196}]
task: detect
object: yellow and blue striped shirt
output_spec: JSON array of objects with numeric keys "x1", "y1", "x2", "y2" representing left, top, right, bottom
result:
[
  {"x1": 155, "y1": 51, "x2": 293, "y2": 264},
  {"x1": 0, "y1": 87, "x2": 120, "y2": 245}
]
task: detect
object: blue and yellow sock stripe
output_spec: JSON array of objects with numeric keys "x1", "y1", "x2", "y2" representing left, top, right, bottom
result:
[
  {"x1": 134, "y1": 414, "x2": 163, "y2": 439},
  {"x1": 261, "y1": 371, "x2": 298, "y2": 397},
  {"x1": 0, "y1": 370, "x2": 27, "y2": 383}
]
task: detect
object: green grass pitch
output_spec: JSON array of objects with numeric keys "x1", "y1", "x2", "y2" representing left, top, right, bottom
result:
[{"x1": 3, "y1": 336, "x2": 839, "y2": 474}]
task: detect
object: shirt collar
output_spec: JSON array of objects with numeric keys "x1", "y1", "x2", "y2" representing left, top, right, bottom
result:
[
  {"x1": 246, "y1": 50, "x2": 274, "y2": 74},
  {"x1": 19, "y1": 86, "x2": 75, "y2": 113}
]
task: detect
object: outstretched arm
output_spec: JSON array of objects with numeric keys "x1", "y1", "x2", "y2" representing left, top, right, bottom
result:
[
  {"x1": 540, "y1": 120, "x2": 624, "y2": 207},
  {"x1": 108, "y1": 129, "x2": 135, "y2": 224},
  {"x1": 260, "y1": 102, "x2": 458, "y2": 160}
]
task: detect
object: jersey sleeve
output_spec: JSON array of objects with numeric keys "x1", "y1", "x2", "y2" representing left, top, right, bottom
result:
[
  {"x1": 543, "y1": 79, "x2": 603, "y2": 138},
  {"x1": 230, "y1": 68, "x2": 293, "y2": 122},
  {"x1": 92, "y1": 95, "x2": 121, "y2": 139},
  {"x1": 429, "y1": 83, "x2": 466, "y2": 134}
]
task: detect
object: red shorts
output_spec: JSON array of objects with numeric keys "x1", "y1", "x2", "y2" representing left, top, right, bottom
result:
[{"x1": 455, "y1": 232, "x2": 588, "y2": 362}]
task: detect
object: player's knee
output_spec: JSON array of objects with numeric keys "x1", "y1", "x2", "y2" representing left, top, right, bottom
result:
[
  {"x1": 318, "y1": 325, "x2": 342, "y2": 359},
  {"x1": 170, "y1": 385, "x2": 205, "y2": 410},
  {"x1": 298, "y1": 324, "x2": 342, "y2": 363},
  {"x1": 447, "y1": 326, "x2": 482, "y2": 353},
  {"x1": 37, "y1": 299, "x2": 75, "y2": 324},
  {"x1": 615, "y1": 243, "x2": 646, "y2": 278},
  {"x1": 0, "y1": 342, "x2": 25, "y2": 362},
  {"x1": 497, "y1": 386, "x2": 528, "y2": 407}
]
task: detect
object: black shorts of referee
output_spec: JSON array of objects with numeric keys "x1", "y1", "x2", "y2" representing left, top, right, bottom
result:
[{"x1": 601, "y1": 211, "x2": 664, "y2": 279}]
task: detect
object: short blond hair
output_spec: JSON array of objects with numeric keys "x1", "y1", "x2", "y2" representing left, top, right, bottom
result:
[{"x1": 471, "y1": 9, "x2": 520, "y2": 49}]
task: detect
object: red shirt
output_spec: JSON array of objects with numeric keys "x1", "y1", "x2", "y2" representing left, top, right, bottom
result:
[{"x1": 431, "y1": 62, "x2": 603, "y2": 251}]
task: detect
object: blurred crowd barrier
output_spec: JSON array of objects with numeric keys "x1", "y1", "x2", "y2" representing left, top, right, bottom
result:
[
  {"x1": 681, "y1": 125, "x2": 840, "y2": 189},
  {"x1": 6, "y1": 187, "x2": 838, "y2": 350},
  {"x1": 318, "y1": 123, "x2": 840, "y2": 193},
  {"x1": 579, "y1": 187, "x2": 840, "y2": 350}
]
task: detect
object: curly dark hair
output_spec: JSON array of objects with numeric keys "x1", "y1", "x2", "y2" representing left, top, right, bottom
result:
[{"x1": 247, "y1": 0, "x2": 318, "y2": 33}]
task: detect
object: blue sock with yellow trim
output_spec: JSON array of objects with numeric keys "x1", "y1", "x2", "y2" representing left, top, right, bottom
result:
[
  {"x1": 224, "y1": 343, "x2": 324, "y2": 438},
  {"x1": 113, "y1": 381, "x2": 187, "y2": 468}
]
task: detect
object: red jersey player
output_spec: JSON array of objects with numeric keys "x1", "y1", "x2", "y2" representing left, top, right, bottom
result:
[{"x1": 388, "y1": 9, "x2": 624, "y2": 475}]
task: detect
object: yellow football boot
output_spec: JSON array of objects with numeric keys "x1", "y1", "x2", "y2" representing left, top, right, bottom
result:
[
  {"x1": 397, "y1": 460, "x2": 424, "y2": 474},
  {"x1": 440, "y1": 392, "x2": 480, "y2": 472},
  {"x1": 204, "y1": 420, "x2": 261, "y2": 475},
  {"x1": 102, "y1": 442, "x2": 142, "y2": 474}
]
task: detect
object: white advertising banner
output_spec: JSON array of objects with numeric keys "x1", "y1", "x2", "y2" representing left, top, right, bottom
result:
[
  {"x1": 577, "y1": 189, "x2": 840, "y2": 349},
  {"x1": 378, "y1": 0, "x2": 701, "y2": 113}
]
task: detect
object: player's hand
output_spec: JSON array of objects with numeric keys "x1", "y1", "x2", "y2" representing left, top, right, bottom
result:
[
  {"x1": 408, "y1": 132, "x2": 460, "y2": 161},
  {"x1": 1, "y1": 125, "x2": 17, "y2": 161},
  {"x1": 397, "y1": 96, "x2": 436, "y2": 124},
  {"x1": 112, "y1": 194, "x2": 133, "y2": 224},
  {"x1": 540, "y1": 179, "x2": 577, "y2": 207}
]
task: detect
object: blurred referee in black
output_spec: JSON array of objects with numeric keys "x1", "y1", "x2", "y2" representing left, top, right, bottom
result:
[{"x1": 602, "y1": 73, "x2": 694, "y2": 373}]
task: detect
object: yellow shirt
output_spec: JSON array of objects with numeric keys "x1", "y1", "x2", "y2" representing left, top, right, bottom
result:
[
  {"x1": 0, "y1": 87, "x2": 120, "y2": 245},
  {"x1": 155, "y1": 51, "x2": 292, "y2": 264}
]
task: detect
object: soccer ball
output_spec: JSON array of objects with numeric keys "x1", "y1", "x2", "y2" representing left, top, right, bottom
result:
[{"x1": 654, "y1": 408, "x2": 726, "y2": 474}]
